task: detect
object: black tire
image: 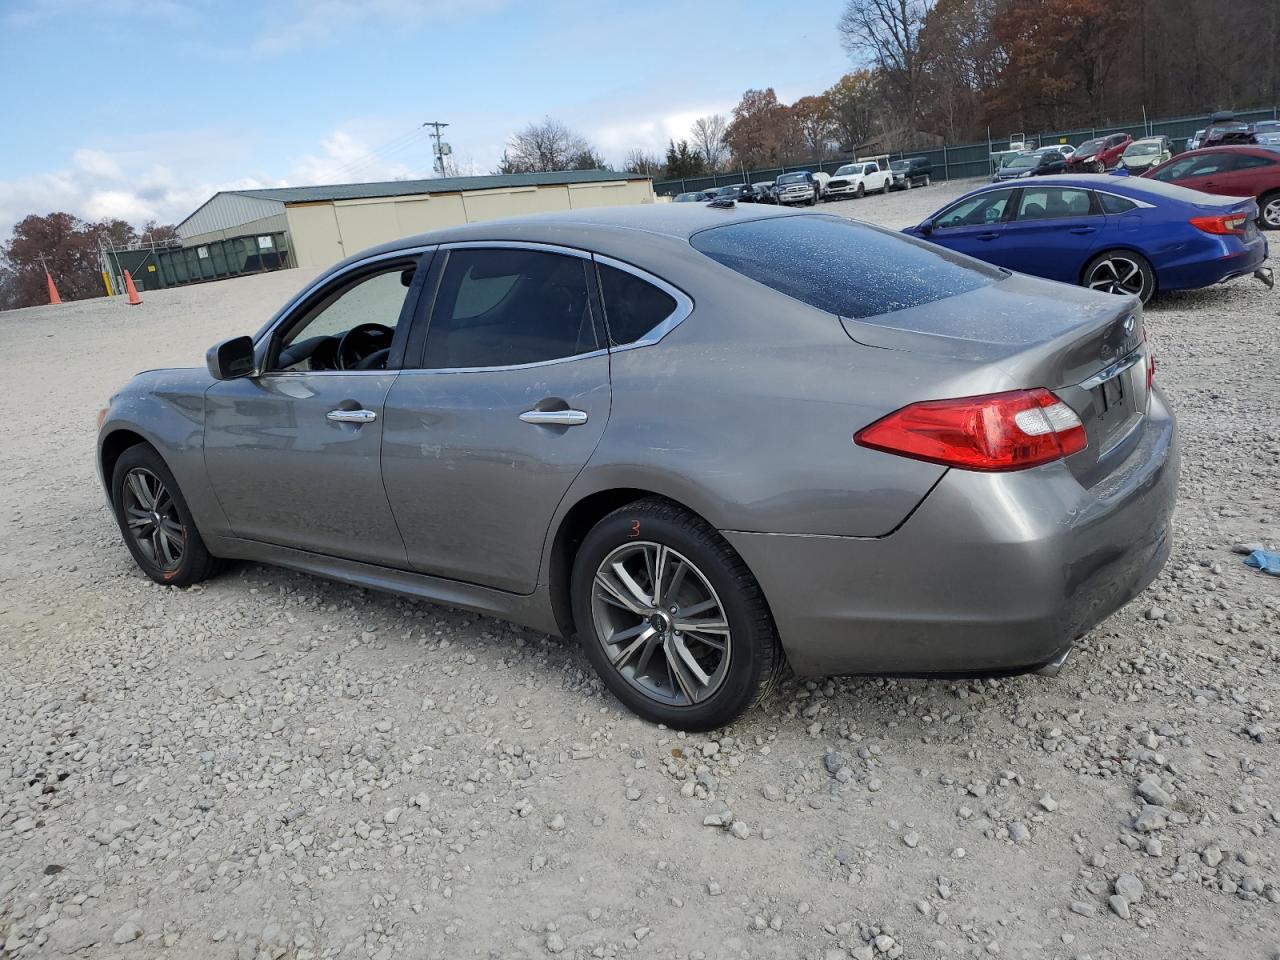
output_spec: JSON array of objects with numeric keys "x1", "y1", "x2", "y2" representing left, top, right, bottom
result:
[
  {"x1": 1259, "y1": 190, "x2": 1280, "y2": 230},
  {"x1": 881, "y1": 178, "x2": 890, "y2": 195},
  {"x1": 570, "y1": 498, "x2": 783, "y2": 731},
  {"x1": 855, "y1": 183, "x2": 865, "y2": 199},
  {"x1": 111, "y1": 444, "x2": 221, "y2": 587},
  {"x1": 807, "y1": 190, "x2": 817, "y2": 206},
  {"x1": 923, "y1": 174, "x2": 931, "y2": 187},
  {"x1": 1081, "y1": 249, "x2": 1156, "y2": 305}
]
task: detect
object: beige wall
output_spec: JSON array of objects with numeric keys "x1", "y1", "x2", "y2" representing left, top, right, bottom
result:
[{"x1": 285, "y1": 180, "x2": 655, "y2": 269}]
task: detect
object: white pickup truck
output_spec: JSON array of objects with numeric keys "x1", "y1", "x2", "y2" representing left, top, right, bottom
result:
[{"x1": 823, "y1": 159, "x2": 891, "y2": 199}]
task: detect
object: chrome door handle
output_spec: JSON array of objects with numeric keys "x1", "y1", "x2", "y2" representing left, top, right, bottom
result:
[
  {"x1": 519, "y1": 409, "x2": 588, "y2": 426},
  {"x1": 326, "y1": 409, "x2": 377, "y2": 423}
]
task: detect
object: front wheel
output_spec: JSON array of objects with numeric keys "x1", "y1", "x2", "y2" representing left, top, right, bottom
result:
[
  {"x1": 1082, "y1": 250, "x2": 1155, "y2": 304},
  {"x1": 855, "y1": 183, "x2": 865, "y2": 199},
  {"x1": 571, "y1": 499, "x2": 783, "y2": 730},
  {"x1": 923, "y1": 174, "x2": 931, "y2": 187},
  {"x1": 111, "y1": 444, "x2": 222, "y2": 586},
  {"x1": 1259, "y1": 191, "x2": 1280, "y2": 230}
]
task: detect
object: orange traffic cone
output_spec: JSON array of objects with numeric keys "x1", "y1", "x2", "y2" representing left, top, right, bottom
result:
[
  {"x1": 46, "y1": 270, "x2": 62, "y2": 305},
  {"x1": 124, "y1": 270, "x2": 143, "y2": 306}
]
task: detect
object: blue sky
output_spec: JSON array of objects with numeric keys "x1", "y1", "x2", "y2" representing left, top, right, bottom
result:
[{"x1": 0, "y1": 0, "x2": 852, "y2": 234}]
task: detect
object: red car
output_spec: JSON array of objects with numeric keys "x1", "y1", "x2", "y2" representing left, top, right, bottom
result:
[
  {"x1": 1142, "y1": 146, "x2": 1280, "y2": 230},
  {"x1": 1066, "y1": 133, "x2": 1132, "y2": 172}
]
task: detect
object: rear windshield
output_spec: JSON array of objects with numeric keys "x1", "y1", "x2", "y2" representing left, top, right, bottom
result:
[{"x1": 690, "y1": 215, "x2": 1001, "y2": 320}]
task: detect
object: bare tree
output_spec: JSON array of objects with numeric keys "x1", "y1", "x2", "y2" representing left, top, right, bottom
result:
[
  {"x1": 839, "y1": 0, "x2": 935, "y2": 122},
  {"x1": 622, "y1": 149, "x2": 664, "y2": 177},
  {"x1": 499, "y1": 117, "x2": 604, "y2": 174},
  {"x1": 690, "y1": 114, "x2": 729, "y2": 170}
]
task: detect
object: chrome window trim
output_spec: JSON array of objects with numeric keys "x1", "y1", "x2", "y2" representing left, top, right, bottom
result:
[
  {"x1": 254, "y1": 245, "x2": 437, "y2": 348},
  {"x1": 412, "y1": 240, "x2": 601, "y2": 374},
  {"x1": 592, "y1": 253, "x2": 694, "y2": 351}
]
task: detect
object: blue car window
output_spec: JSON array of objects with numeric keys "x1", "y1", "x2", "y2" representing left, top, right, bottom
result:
[
  {"x1": 935, "y1": 189, "x2": 1015, "y2": 228},
  {"x1": 1016, "y1": 188, "x2": 1094, "y2": 221},
  {"x1": 1098, "y1": 193, "x2": 1137, "y2": 214}
]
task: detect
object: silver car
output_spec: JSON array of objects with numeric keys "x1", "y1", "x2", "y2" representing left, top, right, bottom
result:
[{"x1": 98, "y1": 205, "x2": 1178, "y2": 730}]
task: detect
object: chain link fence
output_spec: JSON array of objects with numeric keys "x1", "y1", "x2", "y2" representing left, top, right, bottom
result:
[{"x1": 653, "y1": 105, "x2": 1280, "y2": 197}]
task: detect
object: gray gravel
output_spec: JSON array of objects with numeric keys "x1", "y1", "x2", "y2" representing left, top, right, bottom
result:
[{"x1": 2, "y1": 181, "x2": 1278, "y2": 958}]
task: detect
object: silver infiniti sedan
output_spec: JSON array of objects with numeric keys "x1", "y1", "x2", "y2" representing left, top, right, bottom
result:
[{"x1": 97, "y1": 204, "x2": 1179, "y2": 730}]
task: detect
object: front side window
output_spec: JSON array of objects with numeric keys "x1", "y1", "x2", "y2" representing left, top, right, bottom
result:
[
  {"x1": 422, "y1": 248, "x2": 597, "y2": 369},
  {"x1": 935, "y1": 189, "x2": 1015, "y2": 228},
  {"x1": 1015, "y1": 187, "x2": 1094, "y2": 221},
  {"x1": 274, "y1": 262, "x2": 416, "y2": 372},
  {"x1": 596, "y1": 263, "x2": 679, "y2": 346}
]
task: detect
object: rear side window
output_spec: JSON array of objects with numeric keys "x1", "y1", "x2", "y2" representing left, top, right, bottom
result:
[
  {"x1": 597, "y1": 262, "x2": 679, "y2": 346},
  {"x1": 422, "y1": 248, "x2": 598, "y2": 369},
  {"x1": 690, "y1": 215, "x2": 1000, "y2": 320},
  {"x1": 1099, "y1": 193, "x2": 1137, "y2": 214},
  {"x1": 1234, "y1": 153, "x2": 1276, "y2": 169}
]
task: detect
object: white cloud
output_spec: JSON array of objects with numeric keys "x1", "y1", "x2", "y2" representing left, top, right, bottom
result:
[{"x1": 253, "y1": 0, "x2": 508, "y2": 53}]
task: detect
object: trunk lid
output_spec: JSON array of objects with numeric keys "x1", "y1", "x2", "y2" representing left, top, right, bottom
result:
[{"x1": 841, "y1": 273, "x2": 1149, "y2": 486}]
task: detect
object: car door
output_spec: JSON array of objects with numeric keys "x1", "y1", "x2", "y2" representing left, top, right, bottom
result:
[
  {"x1": 1207, "y1": 151, "x2": 1278, "y2": 199},
  {"x1": 997, "y1": 186, "x2": 1109, "y2": 282},
  {"x1": 203, "y1": 249, "x2": 431, "y2": 566},
  {"x1": 867, "y1": 162, "x2": 886, "y2": 191},
  {"x1": 926, "y1": 188, "x2": 1017, "y2": 264},
  {"x1": 380, "y1": 243, "x2": 612, "y2": 594},
  {"x1": 1150, "y1": 152, "x2": 1234, "y2": 194}
]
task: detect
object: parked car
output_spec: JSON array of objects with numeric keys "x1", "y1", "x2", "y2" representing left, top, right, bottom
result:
[
  {"x1": 1251, "y1": 120, "x2": 1280, "y2": 151},
  {"x1": 98, "y1": 204, "x2": 1178, "y2": 729},
  {"x1": 811, "y1": 171, "x2": 831, "y2": 197},
  {"x1": 774, "y1": 171, "x2": 821, "y2": 205},
  {"x1": 710, "y1": 184, "x2": 758, "y2": 203},
  {"x1": 1186, "y1": 129, "x2": 1206, "y2": 152},
  {"x1": 889, "y1": 156, "x2": 933, "y2": 190},
  {"x1": 1119, "y1": 136, "x2": 1171, "y2": 173},
  {"x1": 1066, "y1": 134, "x2": 1132, "y2": 172},
  {"x1": 990, "y1": 149, "x2": 1029, "y2": 177},
  {"x1": 1203, "y1": 122, "x2": 1255, "y2": 147},
  {"x1": 824, "y1": 160, "x2": 891, "y2": 199},
  {"x1": 673, "y1": 191, "x2": 714, "y2": 203},
  {"x1": 904, "y1": 175, "x2": 1271, "y2": 303},
  {"x1": 1036, "y1": 144, "x2": 1076, "y2": 161},
  {"x1": 1143, "y1": 145, "x2": 1280, "y2": 230},
  {"x1": 993, "y1": 151, "x2": 1068, "y2": 181},
  {"x1": 752, "y1": 180, "x2": 778, "y2": 204}
]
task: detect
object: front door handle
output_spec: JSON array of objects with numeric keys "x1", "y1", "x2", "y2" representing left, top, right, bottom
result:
[
  {"x1": 976, "y1": 232, "x2": 999, "y2": 241},
  {"x1": 326, "y1": 409, "x2": 377, "y2": 423},
  {"x1": 1069, "y1": 226, "x2": 1097, "y2": 234},
  {"x1": 519, "y1": 409, "x2": 588, "y2": 426}
]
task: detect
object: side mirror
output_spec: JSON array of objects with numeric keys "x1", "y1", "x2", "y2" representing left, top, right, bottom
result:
[
  {"x1": 919, "y1": 219, "x2": 935, "y2": 236},
  {"x1": 206, "y1": 335, "x2": 256, "y2": 380}
]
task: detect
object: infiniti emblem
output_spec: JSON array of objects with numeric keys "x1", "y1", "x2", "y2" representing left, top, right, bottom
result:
[{"x1": 1123, "y1": 314, "x2": 1136, "y2": 336}]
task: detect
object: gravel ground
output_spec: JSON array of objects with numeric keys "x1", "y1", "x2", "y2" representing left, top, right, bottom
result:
[{"x1": 2, "y1": 181, "x2": 1279, "y2": 960}]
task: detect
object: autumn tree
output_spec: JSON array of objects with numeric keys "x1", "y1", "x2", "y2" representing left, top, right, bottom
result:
[
  {"x1": 664, "y1": 139, "x2": 706, "y2": 178},
  {"x1": 826, "y1": 71, "x2": 880, "y2": 152},
  {"x1": 499, "y1": 118, "x2": 604, "y2": 173},
  {"x1": 1, "y1": 212, "x2": 129, "y2": 308},
  {"x1": 792, "y1": 94, "x2": 837, "y2": 159},
  {"x1": 725, "y1": 89, "x2": 799, "y2": 169},
  {"x1": 690, "y1": 114, "x2": 729, "y2": 170}
]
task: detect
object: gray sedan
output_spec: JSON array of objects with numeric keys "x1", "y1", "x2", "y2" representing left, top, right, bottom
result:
[{"x1": 98, "y1": 204, "x2": 1179, "y2": 730}]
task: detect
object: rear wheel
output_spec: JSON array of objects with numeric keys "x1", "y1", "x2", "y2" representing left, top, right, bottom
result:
[
  {"x1": 1082, "y1": 250, "x2": 1155, "y2": 304},
  {"x1": 571, "y1": 499, "x2": 783, "y2": 730},
  {"x1": 1259, "y1": 191, "x2": 1280, "y2": 230},
  {"x1": 111, "y1": 445, "x2": 221, "y2": 586},
  {"x1": 881, "y1": 177, "x2": 890, "y2": 195}
]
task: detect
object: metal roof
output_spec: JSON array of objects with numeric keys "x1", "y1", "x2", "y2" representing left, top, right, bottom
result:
[{"x1": 230, "y1": 169, "x2": 648, "y2": 205}]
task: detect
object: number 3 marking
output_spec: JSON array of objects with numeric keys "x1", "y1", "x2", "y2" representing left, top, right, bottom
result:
[{"x1": 630, "y1": 520, "x2": 640, "y2": 538}]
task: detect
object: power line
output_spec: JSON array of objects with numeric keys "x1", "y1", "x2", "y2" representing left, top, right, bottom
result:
[{"x1": 331, "y1": 124, "x2": 429, "y2": 179}]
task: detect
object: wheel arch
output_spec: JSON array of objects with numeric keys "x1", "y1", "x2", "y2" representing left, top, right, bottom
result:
[{"x1": 100, "y1": 428, "x2": 153, "y2": 488}]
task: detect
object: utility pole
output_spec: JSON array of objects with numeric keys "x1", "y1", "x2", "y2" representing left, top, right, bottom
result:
[{"x1": 425, "y1": 121, "x2": 451, "y2": 176}]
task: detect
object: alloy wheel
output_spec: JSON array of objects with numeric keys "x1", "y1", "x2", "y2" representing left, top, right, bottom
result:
[
  {"x1": 121, "y1": 467, "x2": 185, "y2": 571},
  {"x1": 589, "y1": 542, "x2": 731, "y2": 707},
  {"x1": 1086, "y1": 256, "x2": 1145, "y2": 297},
  {"x1": 1262, "y1": 197, "x2": 1280, "y2": 229}
]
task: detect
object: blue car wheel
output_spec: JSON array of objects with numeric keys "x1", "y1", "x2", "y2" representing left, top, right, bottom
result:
[{"x1": 1083, "y1": 250, "x2": 1155, "y2": 304}]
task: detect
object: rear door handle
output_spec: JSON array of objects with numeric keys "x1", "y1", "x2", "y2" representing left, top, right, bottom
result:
[
  {"x1": 326, "y1": 409, "x2": 377, "y2": 423},
  {"x1": 520, "y1": 409, "x2": 588, "y2": 426}
]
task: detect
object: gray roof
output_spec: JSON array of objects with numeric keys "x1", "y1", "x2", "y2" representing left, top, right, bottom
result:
[{"x1": 231, "y1": 169, "x2": 648, "y2": 204}]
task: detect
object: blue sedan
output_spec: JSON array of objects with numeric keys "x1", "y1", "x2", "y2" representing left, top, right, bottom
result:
[{"x1": 904, "y1": 175, "x2": 1271, "y2": 303}]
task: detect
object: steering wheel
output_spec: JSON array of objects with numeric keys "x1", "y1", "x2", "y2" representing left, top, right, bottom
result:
[{"x1": 336, "y1": 323, "x2": 394, "y2": 371}]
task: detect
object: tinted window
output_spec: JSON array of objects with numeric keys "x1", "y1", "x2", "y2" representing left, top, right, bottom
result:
[
  {"x1": 1234, "y1": 153, "x2": 1276, "y2": 169},
  {"x1": 422, "y1": 248, "x2": 597, "y2": 369},
  {"x1": 1152, "y1": 154, "x2": 1232, "y2": 180},
  {"x1": 597, "y1": 263, "x2": 679, "y2": 346},
  {"x1": 689, "y1": 215, "x2": 1000, "y2": 321},
  {"x1": 1016, "y1": 187, "x2": 1093, "y2": 220},
  {"x1": 935, "y1": 188, "x2": 1015, "y2": 228},
  {"x1": 1099, "y1": 193, "x2": 1137, "y2": 214}
]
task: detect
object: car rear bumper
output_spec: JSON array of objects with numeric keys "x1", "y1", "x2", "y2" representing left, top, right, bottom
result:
[
  {"x1": 726, "y1": 387, "x2": 1179, "y2": 678},
  {"x1": 1157, "y1": 233, "x2": 1269, "y2": 291}
]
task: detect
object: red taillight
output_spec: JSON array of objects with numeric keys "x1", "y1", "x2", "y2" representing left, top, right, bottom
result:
[
  {"x1": 1143, "y1": 330, "x2": 1156, "y2": 389},
  {"x1": 1190, "y1": 213, "x2": 1249, "y2": 235},
  {"x1": 854, "y1": 389, "x2": 1087, "y2": 471}
]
